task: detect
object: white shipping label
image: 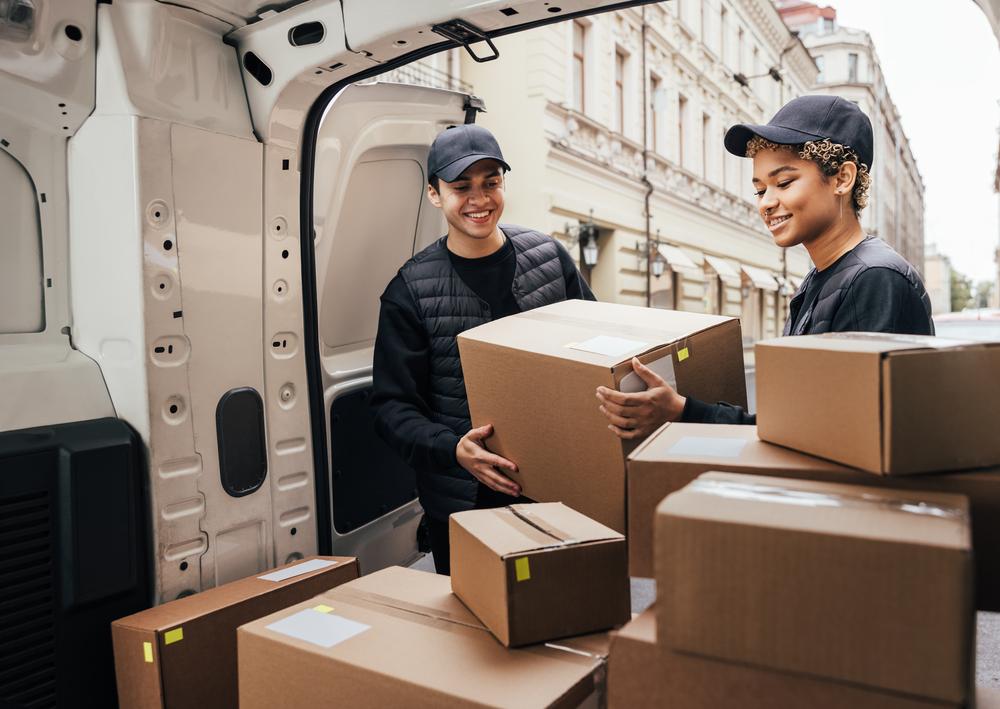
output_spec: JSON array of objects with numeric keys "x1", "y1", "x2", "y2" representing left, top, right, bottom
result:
[
  {"x1": 667, "y1": 436, "x2": 748, "y2": 458},
  {"x1": 568, "y1": 335, "x2": 650, "y2": 358},
  {"x1": 258, "y1": 558, "x2": 338, "y2": 582},
  {"x1": 266, "y1": 609, "x2": 370, "y2": 648},
  {"x1": 618, "y1": 356, "x2": 676, "y2": 393}
]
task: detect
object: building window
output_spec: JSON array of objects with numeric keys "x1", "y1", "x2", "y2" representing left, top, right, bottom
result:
[
  {"x1": 815, "y1": 55, "x2": 825, "y2": 83},
  {"x1": 572, "y1": 21, "x2": 586, "y2": 112},
  {"x1": 613, "y1": 48, "x2": 625, "y2": 133},
  {"x1": 650, "y1": 74, "x2": 663, "y2": 154},
  {"x1": 822, "y1": 17, "x2": 835, "y2": 33},
  {"x1": 721, "y1": 127, "x2": 729, "y2": 190},
  {"x1": 702, "y1": 113, "x2": 711, "y2": 180},
  {"x1": 719, "y1": 6, "x2": 728, "y2": 62},
  {"x1": 678, "y1": 94, "x2": 688, "y2": 168},
  {"x1": 848, "y1": 52, "x2": 859, "y2": 82},
  {"x1": 737, "y1": 27, "x2": 744, "y2": 73}
]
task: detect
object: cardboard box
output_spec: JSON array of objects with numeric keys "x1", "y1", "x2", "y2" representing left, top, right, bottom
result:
[
  {"x1": 112, "y1": 556, "x2": 358, "y2": 709},
  {"x1": 608, "y1": 610, "x2": 961, "y2": 709},
  {"x1": 238, "y1": 566, "x2": 609, "y2": 709},
  {"x1": 458, "y1": 299, "x2": 746, "y2": 531},
  {"x1": 756, "y1": 332, "x2": 1000, "y2": 474},
  {"x1": 450, "y1": 502, "x2": 630, "y2": 646},
  {"x1": 627, "y1": 423, "x2": 1000, "y2": 611},
  {"x1": 655, "y1": 472, "x2": 975, "y2": 703}
]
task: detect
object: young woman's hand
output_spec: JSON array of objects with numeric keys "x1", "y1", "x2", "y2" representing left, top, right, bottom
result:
[
  {"x1": 596, "y1": 357, "x2": 686, "y2": 440},
  {"x1": 455, "y1": 424, "x2": 521, "y2": 496}
]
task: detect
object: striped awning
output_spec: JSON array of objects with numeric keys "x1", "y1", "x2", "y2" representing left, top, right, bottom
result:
[
  {"x1": 741, "y1": 264, "x2": 779, "y2": 291},
  {"x1": 657, "y1": 243, "x2": 699, "y2": 272},
  {"x1": 703, "y1": 255, "x2": 742, "y2": 286}
]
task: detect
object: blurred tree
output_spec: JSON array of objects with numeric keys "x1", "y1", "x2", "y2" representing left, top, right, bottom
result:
[
  {"x1": 950, "y1": 271, "x2": 973, "y2": 312},
  {"x1": 974, "y1": 280, "x2": 994, "y2": 309}
]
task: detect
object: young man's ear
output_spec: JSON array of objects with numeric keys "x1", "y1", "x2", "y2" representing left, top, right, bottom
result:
[
  {"x1": 834, "y1": 161, "x2": 858, "y2": 196},
  {"x1": 426, "y1": 182, "x2": 442, "y2": 208}
]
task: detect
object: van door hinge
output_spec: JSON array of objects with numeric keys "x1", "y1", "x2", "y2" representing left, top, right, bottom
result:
[
  {"x1": 463, "y1": 95, "x2": 486, "y2": 124},
  {"x1": 431, "y1": 19, "x2": 499, "y2": 63}
]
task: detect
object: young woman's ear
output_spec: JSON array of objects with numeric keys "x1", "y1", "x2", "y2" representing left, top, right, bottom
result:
[
  {"x1": 426, "y1": 183, "x2": 443, "y2": 207},
  {"x1": 834, "y1": 161, "x2": 858, "y2": 196}
]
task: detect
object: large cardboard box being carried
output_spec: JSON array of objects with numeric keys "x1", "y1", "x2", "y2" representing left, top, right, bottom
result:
[
  {"x1": 756, "y1": 332, "x2": 1000, "y2": 474},
  {"x1": 656, "y1": 473, "x2": 975, "y2": 704},
  {"x1": 112, "y1": 556, "x2": 358, "y2": 709},
  {"x1": 627, "y1": 422, "x2": 1000, "y2": 611},
  {"x1": 608, "y1": 610, "x2": 968, "y2": 709},
  {"x1": 458, "y1": 299, "x2": 745, "y2": 531},
  {"x1": 450, "y1": 502, "x2": 630, "y2": 646},
  {"x1": 239, "y1": 566, "x2": 609, "y2": 709}
]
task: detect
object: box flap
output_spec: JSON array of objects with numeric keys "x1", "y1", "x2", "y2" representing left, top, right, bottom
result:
[
  {"x1": 659, "y1": 472, "x2": 970, "y2": 549},
  {"x1": 112, "y1": 556, "x2": 356, "y2": 631},
  {"x1": 452, "y1": 503, "x2": 624, "y2": 558},
  {"x1": 458, "y1": 300, "x2": 734, "y2": 367},
  {"x1": 757, "y1": 332, "x2": 984, "y2": 355}
]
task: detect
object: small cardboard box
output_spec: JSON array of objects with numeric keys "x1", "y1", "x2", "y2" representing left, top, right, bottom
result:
[
  {"x1": 656, "y1": 472, "x2": 974, "y2": 703},
  {"x1": 457, "y1": 299, "x2": 746, "y2": 531},
  {"x1": 608, "y1": 610, "x2": 960, "y2": 709},
  {"x1": 756, "y1": 332, "x2": 1000, "y2": 474},
  {"x1": 450, "y1": 502, "x2": 630, "y2": 647},
  {"x1": 626, "y1": 422, "x2": 1000, "y2": 611},
  {"x1": 238, "y1": 566, "x2": 609, "y2": 709},
  {"x1": 112, "y1": 556, "x2": 358, "y2": 709}
]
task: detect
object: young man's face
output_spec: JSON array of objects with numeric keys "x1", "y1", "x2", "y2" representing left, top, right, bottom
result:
[
  {"x1": 751, "y1": 147, "x2": 840, "y2": 249},
  {"x1": 427, "y1": 159, "x2": 506, "y2": 242}
]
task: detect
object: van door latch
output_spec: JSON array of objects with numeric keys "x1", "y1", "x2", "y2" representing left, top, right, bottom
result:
[{"x1": 432, "y1": 19, "x2": 499, "y2": 63}]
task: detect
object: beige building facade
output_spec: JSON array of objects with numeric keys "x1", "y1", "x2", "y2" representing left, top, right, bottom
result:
[
  {"x1": 779, "y1": 6, "x2": 927, "y2": 273},
  {"x1": 923, "y1": 245, "x2": 954, "y2": 316},
  {"x1": 451, "y1": 2, "x2": 819, "y2": 342}
]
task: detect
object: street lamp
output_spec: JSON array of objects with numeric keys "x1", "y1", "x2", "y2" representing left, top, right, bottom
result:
[
  {"x1": 565, "y1": 210, "x2": 600, "y2": 268},
  {"x1": 733, "y1": 66, "x2": 783, "y2": 88}
]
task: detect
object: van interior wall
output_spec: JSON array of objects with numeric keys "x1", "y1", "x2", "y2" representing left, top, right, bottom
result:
[{"x1": 67, "y1": 1, "x2": 316, "y2": 604}]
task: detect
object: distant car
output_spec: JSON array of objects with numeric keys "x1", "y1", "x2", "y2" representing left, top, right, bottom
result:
[{"x1": 933, "y1": 309, "x2": 1000, "y2": 341}]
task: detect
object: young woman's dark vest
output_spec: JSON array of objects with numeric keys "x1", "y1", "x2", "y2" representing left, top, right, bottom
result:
[
  {"x1": 784, "y1": 236, "x2": 932, "y2": 335},
  {"x1": 399, "y1": 226, "x2": 568, "y2": 518}
]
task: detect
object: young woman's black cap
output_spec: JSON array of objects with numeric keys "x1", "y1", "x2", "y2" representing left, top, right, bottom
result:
[
  {"x1": 427, "y1": 124, "x2": 512, "y2": 183},
  {"x1": 724, "y1": 94, "x2": 874, "y2": 169}
]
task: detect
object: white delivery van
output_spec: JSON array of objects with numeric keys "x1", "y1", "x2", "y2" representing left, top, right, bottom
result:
[{"x1": 0, "y1": 1, "x2": 652, "y2": 705}]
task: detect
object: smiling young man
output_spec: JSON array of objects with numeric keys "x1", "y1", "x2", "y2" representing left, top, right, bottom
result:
[
  {"x1": 371, "y1": 124, "x2": 594, "y2": 573},
  {"x1": 596, "y1": 94, "x2": 934, "y2": 431}
]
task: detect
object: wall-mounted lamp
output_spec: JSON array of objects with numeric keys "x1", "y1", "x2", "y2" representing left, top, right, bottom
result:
[
  {"x1": 733, "y1": 66, "x2": 783, "y2": 88},
  {"x1": 565, "y1": 209, "x2": 600, "y2": 268}
]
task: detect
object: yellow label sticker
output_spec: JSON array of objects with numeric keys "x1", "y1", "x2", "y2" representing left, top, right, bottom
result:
[
  {"x1": 515, "y1": 557, "x2": 531, "y2": 582},
  {"x1": 313, "y1": 604, "x2": 334, "y2": 614},
  {"x1": 677, "y1": 347, "x2": 690, "y2": 362},
  {"x1": 164, "y1": 627, "x2": 184, "y2": 645},
  {"x1": 143, "y1": 641, "x2": 153, "y2": 663}
]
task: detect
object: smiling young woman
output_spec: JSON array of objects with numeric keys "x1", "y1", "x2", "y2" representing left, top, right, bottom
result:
[{"x1": 596, "y1": 94, "x2": 935, "y2": 431}]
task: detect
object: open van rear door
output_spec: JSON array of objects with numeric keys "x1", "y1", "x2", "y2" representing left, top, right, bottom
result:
[{"x1": 310, "y1": 82, "x2": 468, "y2": 570}]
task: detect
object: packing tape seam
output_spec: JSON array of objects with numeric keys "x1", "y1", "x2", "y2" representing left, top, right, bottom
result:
[
  {"x1": 334, "y1": 589, "x2": 486, "y2": 631},
  {"x1": 507, "y1": 505, "x2": 575, "y2": 544},
  {"x1": 689, "y1": 479, "x2": 969, "y2": 520}
]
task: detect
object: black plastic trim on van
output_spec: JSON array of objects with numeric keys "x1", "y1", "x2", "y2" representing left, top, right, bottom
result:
[
  {"x1": 216, "y1": 387, "x2": 268, "y2": 497},
  {"x1": 0, "y1": 417, "x2": 151, "y2": 708},
  {"x1": 296, "y1": 0, "x2": 660, "y2": 553}
]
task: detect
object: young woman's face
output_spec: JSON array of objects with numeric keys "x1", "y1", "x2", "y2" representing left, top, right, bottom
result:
[
  {"x1": 427, "y1": 159, "x2": 506, "y2": 242},
  {"x1": 751, "y1": 147, "x2": 840, "y2": 249}
]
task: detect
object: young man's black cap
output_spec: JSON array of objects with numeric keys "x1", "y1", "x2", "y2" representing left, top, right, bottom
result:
[{"x1": 427, "y1": 124, "x2": 512, "y2": 182}]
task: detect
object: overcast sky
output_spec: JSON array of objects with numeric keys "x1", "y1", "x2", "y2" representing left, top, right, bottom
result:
[{"x1": 825, "y1": 0, "x2": 1000, "y2": 283}]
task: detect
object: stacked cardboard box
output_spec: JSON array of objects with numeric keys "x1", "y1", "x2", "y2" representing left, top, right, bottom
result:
[
  {"x1": 608, "y1": 472, "x2": 978, "y2": 707},
  {"x1": 238, "y1": 565, "x2": 611, "y2": 708},
  {"x1": 626, "y1": 422, "x2": 1000, "y2": 610},
  {"x1": 450, "y1": 502, "x2": 630, "y2": 647},
  {"x1": 112, "y1": 556, "x2": 359, "y2": 709},
  {"x1": 458, "y1": 299, "x2": 746, "y2": 532},
  {"x1": 755, "y1": 333, "x2": 1000, "y2": 474}
]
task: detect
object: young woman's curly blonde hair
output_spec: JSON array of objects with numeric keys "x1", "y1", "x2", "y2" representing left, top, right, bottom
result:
[{"x1": 745, "y1": 136, "x2": 872, "y2": 214}]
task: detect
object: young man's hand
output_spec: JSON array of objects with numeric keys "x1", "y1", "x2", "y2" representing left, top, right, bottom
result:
[
  {"x1": 455, "y1": 424, "x2": 521, "y2": 496},
  {"x1": 596, "y1": 357, "x2": 686, "y2": 440}
]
